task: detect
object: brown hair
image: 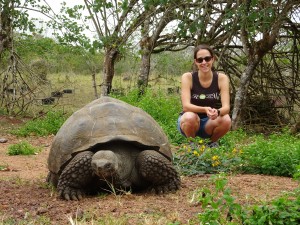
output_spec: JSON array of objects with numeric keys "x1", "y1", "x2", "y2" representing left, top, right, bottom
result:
[{"x1": 193, "y1": 44, "x2": 214, "y2": 59}]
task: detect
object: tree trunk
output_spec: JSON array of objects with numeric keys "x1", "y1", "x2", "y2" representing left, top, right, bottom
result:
[
  {"x1": 138, "y1": 37, "x2": 152, "y2": 95},
  {"x1": 91, "y1": 72, "x2": 98, "y2": 99},
  {"x1": 0, "y1": 3, "x2": 12, "y2": 58},
  {"x1": 101, "y1": 48, "x2": 118, "y2": 96},
  {"x1": 138, "y1": 17, "x2": 152, "y2": 95},
  {"x1": 231, "y1": 61, "x2": 259, "y2": 130}
]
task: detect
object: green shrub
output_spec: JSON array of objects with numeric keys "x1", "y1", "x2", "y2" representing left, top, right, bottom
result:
[
  {"x1": 7, "y1": 141, "x2": 40, "y2": 155},
  {"x1": 294, "y1": 165, "x2": 300, "y2": 181},
  {"x1": 239, "y1": 132, "x2": 300, "y2": 177},
  {"x1": 11, "y1": 110, "x2": 68, "y2": 137}
]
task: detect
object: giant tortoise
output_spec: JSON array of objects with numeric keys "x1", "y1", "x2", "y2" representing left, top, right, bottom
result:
[{"x1": 47, "y1": 96, "x2": 181, "y2": 200}]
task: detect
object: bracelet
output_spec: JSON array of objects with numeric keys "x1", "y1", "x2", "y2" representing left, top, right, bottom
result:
[{"x1": 217, "y1": 109, "x2": 221, "y2": 116}]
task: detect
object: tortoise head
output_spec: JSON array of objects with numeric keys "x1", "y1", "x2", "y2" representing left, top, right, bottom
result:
[{"x1": 91, "y1": 150, "x2": 119, "y2": 179}]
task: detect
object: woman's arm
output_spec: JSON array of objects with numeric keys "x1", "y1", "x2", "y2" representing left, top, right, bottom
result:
[{"x1": 218, "y1": 73, "x2": 230, "y2": 116}]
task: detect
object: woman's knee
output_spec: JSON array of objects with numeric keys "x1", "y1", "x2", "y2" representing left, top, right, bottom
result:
[
  {"x1": 180, "y1": 112, "x2": 199, "y2": 130},
  {"x1": 220, "y1": 114, "x2": 231, "y2": 129},
  {"x1": 181, "y1": 112, "x2": 199, "y2": 123}
]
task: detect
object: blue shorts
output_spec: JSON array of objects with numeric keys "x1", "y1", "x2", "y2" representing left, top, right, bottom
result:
[{"x1": 177, "y1": 114, "x2": 211, "y2": 139}]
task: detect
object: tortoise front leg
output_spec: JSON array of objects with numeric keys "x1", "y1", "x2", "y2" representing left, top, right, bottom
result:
[
  {"x1": 136, "y1": 150, "x2": 181, "y2": 193},
  {"x1": 57, "y1": 151, "x2": 94, "y2": 200}
]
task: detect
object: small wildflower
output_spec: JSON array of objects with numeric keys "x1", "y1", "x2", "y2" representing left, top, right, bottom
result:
[
  {"x1": 198, "y1": 139, "x2": 203, "y2": 144},
  {"x1": 212, "y1": 161, "x2": 221, "y2": 167},
  {"x1": 212, "y1": 155, "x2": 219, "y2": 161},
  {"x1": 232, "y1": 148, "x2": 237, "y2": 154},
  {"x1": 200, "y1": 145, "x2": 206, "y2": 152},
  {"x1": 193, "y1": 150, "x2": 199, "y2": 156}
]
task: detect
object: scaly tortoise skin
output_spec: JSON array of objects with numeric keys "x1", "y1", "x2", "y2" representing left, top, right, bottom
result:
[{"x1": 47, "y1": 96, "x2": 181, "y2": 200}]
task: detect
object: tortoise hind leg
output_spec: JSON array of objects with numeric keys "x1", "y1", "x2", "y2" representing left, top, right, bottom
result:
[
  {"x1": 136, "y1": 150, "x2": 181, "y2": 193},
  {"x1": 57, "y1": 151, "x2": 94, "y2": 200}
]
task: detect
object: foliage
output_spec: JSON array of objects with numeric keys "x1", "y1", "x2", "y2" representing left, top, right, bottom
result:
[
  {"x1": 10, "y1": 111, "x2": 68, "y2": 137},
  {"x1": 174, "y1": 128, "x2": 300, "y2": 177},
  {"x1": 239, "y1": 132, "x2": 300, "y2": 177},
  {"x1": 191, "y1": 173, "x2": 300, "y2": 225},
  {"x1": 194, "y1": 173, "x2": 245, "y2": 224},
  {"x1": 294, "y1": 165, "x2": 300, "y2": 182},
  {"x1": 12, "y1": 35, "x2": 104, "y2": 74},
  {"x1": 111, "y1": 88, "x2": 185, "y2": 145},
  {"x1": 7, "y1": 141, "x2": 40, "y2": 155},
  {"x1": 173, "y1": 135, "x2": 244, "y2": 176},
  {"x1": 243, "y1": 192, "x2": 300, "y2": 225}
]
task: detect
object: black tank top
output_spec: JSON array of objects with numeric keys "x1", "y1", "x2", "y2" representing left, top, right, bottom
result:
[{"x1": 190, "y1": 71, "x2": 221, "y2": 118}]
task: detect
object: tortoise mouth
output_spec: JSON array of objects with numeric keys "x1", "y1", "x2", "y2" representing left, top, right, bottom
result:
[{"x1": 92, "y1": 160, "x2": 118, "y2": 178}]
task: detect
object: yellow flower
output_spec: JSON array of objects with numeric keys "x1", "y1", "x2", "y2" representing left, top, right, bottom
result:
[
  {"x1": 232, "y1": 148, "x2": 237, "y2": 153},
  {"x1": 212, "y1": 155, "x2": 219, "y2": 161},
  {"x1": 200, "y1": 145, "x2": 206, "y2": 151},
  {"x1": 198, "y1": 139, "x2": 203, "y2": 144},
  {"x1": 193, "y1": 150, "x2": 199, "y2": 156},
  {"x1": 212, "y1": 161, "x2": 221, "y2": 167}
]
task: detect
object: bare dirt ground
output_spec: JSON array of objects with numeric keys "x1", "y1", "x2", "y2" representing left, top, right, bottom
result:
[{"x1": 0, "y1": 116, "x2": 299, "y2": 224}]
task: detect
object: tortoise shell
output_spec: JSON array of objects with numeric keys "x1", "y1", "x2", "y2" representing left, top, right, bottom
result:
[{"x1": 47, "y1": 96, "x2": 172, "y2": 174}]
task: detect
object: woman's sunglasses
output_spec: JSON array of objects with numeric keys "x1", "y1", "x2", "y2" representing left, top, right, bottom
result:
[{"x1": 195, "y1": 56, "x2": 213, "y2": 63}]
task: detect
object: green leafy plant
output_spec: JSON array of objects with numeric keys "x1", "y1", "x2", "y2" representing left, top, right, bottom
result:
[
  {"x1": 293, "y1": 164, "x2": 300, "y2": 182},
  {"x1": 243, "y1": 192, "x2": 300, "y2": 225},
  {"x1": 194, "y1": 173, "x2": 246, "y2": 224},
  {"x1": 192, "y1": 173, "x2": 300, "y2": 225},
  {"x1": 239, "y1": 132, "x2": 300, "y2": 177},
  {"x1": 174, "y1": 136, "x2": 244, "y2": 176},
  {"x1": 11, "y1": 111, "x2": 67, "y2": 137},
  {"x1": 7, "y1": 141, "x2": 40, "y2": 155}
]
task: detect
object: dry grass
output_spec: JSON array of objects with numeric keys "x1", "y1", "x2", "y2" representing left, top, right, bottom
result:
[{"x1": 28, "y1": 72, "x2": 181, "y2": 116}]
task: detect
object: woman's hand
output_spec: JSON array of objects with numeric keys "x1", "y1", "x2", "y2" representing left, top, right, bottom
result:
[{"x1": 207, "y1": 108, "x2": 218, "y2": 120}]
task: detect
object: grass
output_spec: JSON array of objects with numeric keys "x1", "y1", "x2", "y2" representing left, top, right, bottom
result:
[
  {"x1": 20, "y1": 72, "x2": 180, "y2": 116},
  {"x1": 7, "y1": 141, "x2": 41, "y2": 155},
  {"x1": 10, "y1": 110, "x2": 67, "y2": 137},
  {"x1": 0, "y1": 164, "x2": 8, "y2": 170},
  {"x1": 67, "y1": 213, "x2": 130, "y2": 225}
]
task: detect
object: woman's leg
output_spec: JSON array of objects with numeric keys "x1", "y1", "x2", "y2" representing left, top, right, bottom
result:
[
  {"x1": 205, "y1": 114, "x2": 231, "y2": 142},
  {"x1": 179, "y1": 112, "x2": 200, "y2": 138}
]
